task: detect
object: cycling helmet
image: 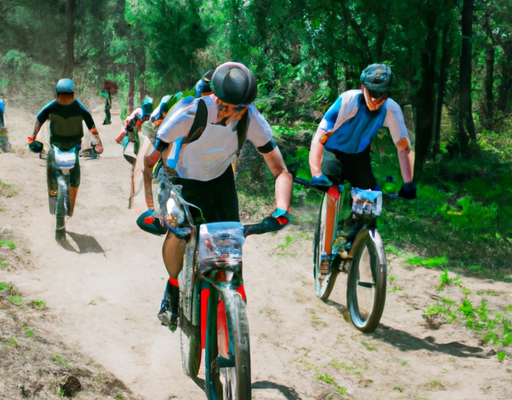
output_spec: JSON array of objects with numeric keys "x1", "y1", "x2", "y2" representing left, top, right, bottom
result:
[
  {"x1": 360, "y1": 64, "x2": 392, "y2": 95},
  {"x1": 194, "y1": 70, "x2": 214, "y2": 98},
  {"x1": 141, "y1": 95, "x2": 153, "y2": 117},
  {"x1": 56, "y1": 78, "x2": 75, "y2": 94},
  {"x1": 211, "y1": 62, "x2": 257, "y2": 106}
]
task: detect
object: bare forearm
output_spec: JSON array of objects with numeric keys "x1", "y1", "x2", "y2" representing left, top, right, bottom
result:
[
  {"x1": 309, "y1": 128, "x2": 325, "y2": 177},
  {"x1": 262, "y1": 148, "x2": 292, "y2": 210},
  {"x1": 275, "y1": 171, "x2": 292, "y2": 210},
  {"x1": 398, "y1": 149, "x2": 414, "y2": 183},
  {"x1": 32, "y1": 121, "x2": 41, "y2": 139}
]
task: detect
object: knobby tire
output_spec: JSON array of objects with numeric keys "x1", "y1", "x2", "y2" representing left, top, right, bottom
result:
[
  {"x1": 205, "y1": 286, "x2": 251, "y2": 400},
  {"x1": 314, "y1": 193, "x2": 339, "y2": 301},
  {"x1": 346, "y1": 230, "x2": 387, "y2": 333}
]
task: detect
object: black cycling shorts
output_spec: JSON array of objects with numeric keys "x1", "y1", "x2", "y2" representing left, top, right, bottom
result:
[
  {"x1": 322, "y1": 145, "x2": 377, "y2": 190},
  {"x1": 175, "y1": 166, "x2": 239, "y2": 224}
]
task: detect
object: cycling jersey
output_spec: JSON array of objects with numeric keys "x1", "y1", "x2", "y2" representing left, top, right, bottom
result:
[
  {"x1": 36, "y1": 100, "x2": 95, "y2": 151},
  {"x1": 320, "y1": 90, "x2": 410, "y2": 154},
  {"x1": 156, "y1": 94, "x2": 276, "y2": 154}
]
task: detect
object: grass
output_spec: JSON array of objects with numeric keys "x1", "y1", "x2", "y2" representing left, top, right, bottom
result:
[
  {"x1": 423, "y1": 273, "x2": 512, "y2": 349},
  {"x1": 0, "y1": 180, "x2": 18, "y2": 197}
]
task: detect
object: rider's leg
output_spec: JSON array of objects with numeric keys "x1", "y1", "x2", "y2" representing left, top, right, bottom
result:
[
  {"x1": 338, "y1": 146, "x2": 377, "y2": 237},
  {"x1": 68, "y1": 153, "x2": 81, "y2": 217},
  {"x1": 158, "y1": 231, "x2": 186, "y2": 331}
]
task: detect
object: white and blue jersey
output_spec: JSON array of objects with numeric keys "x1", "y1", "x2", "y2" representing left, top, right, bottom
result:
[{"x1": 320, "y1": 90, "x2": 410, "y2": 154}]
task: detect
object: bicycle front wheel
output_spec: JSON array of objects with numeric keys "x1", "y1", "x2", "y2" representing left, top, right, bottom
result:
[
  {"x1": 346, "y1": 229, "x2": 387, "y2": 333},
  {"x1": 205, "y1": 288, "x2": 251, "y2": 400},
  {"x1": 314, "y1": 194, "x2": 339, "y2": 301}
]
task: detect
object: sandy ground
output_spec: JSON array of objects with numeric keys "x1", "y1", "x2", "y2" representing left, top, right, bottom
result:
[{"x1": 1, "y1": 105, "x2": 512, "y2": 400}]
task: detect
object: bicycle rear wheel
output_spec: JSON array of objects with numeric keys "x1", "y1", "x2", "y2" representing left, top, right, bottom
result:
[
  {"x1": 205, "y1": 288, "x2": 251, "y2": 400},
  {"x1": 346, "y1": 229, "x2": 387, "y2": 333},
  {"x1": 314, "y1": 194, "x2": 339, "y2": 301}
]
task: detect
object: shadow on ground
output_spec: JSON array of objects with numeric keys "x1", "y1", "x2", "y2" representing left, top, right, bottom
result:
[
  {"x1": 253, "y1": 380, "x2": 304, "y2": 400},
  {"x1": 374, "y1": 325, "x2": 486, "y2": 358},
  {"x1": 57, "y1": 231, "x2": 105, "y2": 255}
]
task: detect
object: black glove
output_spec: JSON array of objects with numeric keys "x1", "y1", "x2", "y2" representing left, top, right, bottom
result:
[
  {"x1": 28, "y1": 141, "x2": 43, "y2": 153},
  {"x1": 398, "y1": 182, "x2": 417, "y2": 199}
]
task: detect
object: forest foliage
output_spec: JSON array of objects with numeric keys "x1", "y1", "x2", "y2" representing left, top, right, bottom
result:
[{"x1": 1, "y1": 0, "x2": 511, "y2": 274}]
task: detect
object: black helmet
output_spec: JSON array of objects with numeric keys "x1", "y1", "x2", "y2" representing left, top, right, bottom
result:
[
  {"x1": 211, "y1": 62, "x2": 257, "y2": 106},
  {"x1": 56, "y1": 78, "x2": 75, "y2": 94},
  {"x1": 194, "y1": 70, "x2": 214, "y2": 98},
  {"x1": 360, "y1": 64, "x2": 392, "y2": 95}
]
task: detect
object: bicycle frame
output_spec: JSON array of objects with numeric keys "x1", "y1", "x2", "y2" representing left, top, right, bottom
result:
[
  {"x1": 158, "y1": 170, "x2": 252, "y2": 398},
  {"x1": 295, "y1": 176, "x2": 387, "y2": 332}
]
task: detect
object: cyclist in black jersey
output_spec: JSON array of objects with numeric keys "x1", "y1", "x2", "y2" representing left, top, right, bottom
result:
[{"x1": 29, "y1": 78, "x2": 104, "y2": 218}]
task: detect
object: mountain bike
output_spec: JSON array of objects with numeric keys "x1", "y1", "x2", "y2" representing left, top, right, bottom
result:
[
  {"x1": 294, "y1": 177, "x2": 387, "y2": 333},
  {"x1": 47, "y1": 145, "x2": 80, "y2": 241},
  {"x1": 158, "y1": 169, "x2": 285, "y2": 399}
]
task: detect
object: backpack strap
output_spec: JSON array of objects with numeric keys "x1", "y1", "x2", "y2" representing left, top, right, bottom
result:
[
  {"x1": 236, "y1": 110, "x2": 249, "y2": 154},
  {"x1": 183, "y1": 98, "x2": 208, "y2": 144}
]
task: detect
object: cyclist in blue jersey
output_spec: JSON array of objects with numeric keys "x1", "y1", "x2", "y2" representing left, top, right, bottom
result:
[
  {"x1": 309, "y1": 63, "x2": 416, "y2": 198},
  {"x1": 29, "y1": 78, "x2": 104, "y2": 219}
]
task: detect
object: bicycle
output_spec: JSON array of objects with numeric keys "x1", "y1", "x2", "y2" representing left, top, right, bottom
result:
[
  {"x1": 294, "y1": 177, "x2": 387, "y2": 333},
  {"x1": 47, "y1": 145, "x2": 81, "y2": 241},
  {"x1": 158, "y1": 169, "x2": 285, "y2": 399}
]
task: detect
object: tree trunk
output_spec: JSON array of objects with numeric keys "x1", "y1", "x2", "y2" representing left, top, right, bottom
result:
[
  {"x1": 496, "y1": 42, "x2": 512, "y2": 114},
  {"x1": 433, "y1": 24, "x2": 452, "y2": 159},
  {"x1": 414, "y1": 10, "x2": 438, "y2": 172},
  {"x1": 484, "y1": 42, "x2": 495, "y2": 124},
  {"x1": 457, "y1": 0, "x2": 476, "y2": 154},
  {"x1": 63, "y1": 0, "x2": 77, "y2": 78},
  {"x1": 128, "y1": 64, "x2": 135, "y2": 114}
]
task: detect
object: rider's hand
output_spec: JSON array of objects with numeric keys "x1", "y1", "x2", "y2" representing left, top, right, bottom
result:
[
  {"x1": 271, "y1": 208, "x2": 292, "y2": 227},
  {"x1": 28, "y1": 137, "x2": 43, "y2": 153},
  {"x1": 312, "y1": 174, "x2": 332, "y2": 187},
  {"x1": 398, "y1": 182, "x2": 417, "y2": 199},
  {"x1": 115, "y1": 130, "x2": 126, "y2": 144}
]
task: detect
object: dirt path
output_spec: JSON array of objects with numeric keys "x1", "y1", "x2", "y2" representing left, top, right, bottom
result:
[{"x1": 1, "y1": 106, "x2": 511, "y2": 399}]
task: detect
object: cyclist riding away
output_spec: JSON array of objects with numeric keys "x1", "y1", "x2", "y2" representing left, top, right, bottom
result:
[
  {"x1": 309, "y1": 63, "x2": 416, "y2": 265},
  {"x1": 140, "y1": 62, "x2": 293, "y2": 331},
  {"x1": 28, "y1": 78, "x2": 104, "y2": 237}
]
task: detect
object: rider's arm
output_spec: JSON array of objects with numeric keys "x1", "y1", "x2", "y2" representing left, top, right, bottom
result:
[
  {"x1": 246, "y1": 104, "x2": 292, "y2": 213},
  {"x1": 78, "y1": 100, "x2": 104, "y2": 153},
  {"x1": 309, "y1": 96, "x2": 342, "y2": 178},
  {"x1": 262, "y1": 147, "x2": 292, "y2": 211},
  {"x1": 383, "y1": 99, "x2": 414, "y2": 184},
  {"x1": 32, "y1": 101, "x2": 54, "y2": 139}
]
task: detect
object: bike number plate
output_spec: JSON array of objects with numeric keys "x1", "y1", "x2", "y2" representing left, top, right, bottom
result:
[{"x1": 54, "y1": 147, "x2": 77, "y2": 170}]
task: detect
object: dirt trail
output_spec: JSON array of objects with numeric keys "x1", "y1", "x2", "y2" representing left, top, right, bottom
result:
[{"x1": 1, "y1": 105, "x2": 511, "y2": 400}]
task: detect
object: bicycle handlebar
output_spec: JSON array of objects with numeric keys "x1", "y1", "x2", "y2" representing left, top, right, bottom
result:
[
  {"x1": 293, "y1": 177, "x2": 331, "y2": 193},
  {"x1": 243, "y1": 216, "x2": 286, "y2": 237}
]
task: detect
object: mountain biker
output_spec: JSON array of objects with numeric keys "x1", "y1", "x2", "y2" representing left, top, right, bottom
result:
[
  {"x1": 141, "y1": 62, "x2": 293, "y2": 331},
  {"x1": 115, "y1": 95, "x2": 154, "y2": 164},
  {"x1": 28, "y1": 78, "x2": 104, "y2": 233},
  {"x1": 310, "y1": 63, "x2": 415, "y2": 196},
  {"x1": 309, "y1": 63, "x2": 415, "y2": 263}
]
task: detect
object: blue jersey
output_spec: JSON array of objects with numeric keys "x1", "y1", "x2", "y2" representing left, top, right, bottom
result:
[{"x1": 320, "y1": 90, "x2": 409, "y2": 154}]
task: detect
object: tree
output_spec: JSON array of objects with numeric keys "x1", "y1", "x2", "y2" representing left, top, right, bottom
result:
[{"x1": 457, "y1": 0, "x2": 476, "y2": 154}]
